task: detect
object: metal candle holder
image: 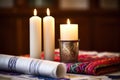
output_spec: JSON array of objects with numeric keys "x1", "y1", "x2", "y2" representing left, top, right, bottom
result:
[{"x1": 59, "y1": 40, "x2": 79, "y2": 63}]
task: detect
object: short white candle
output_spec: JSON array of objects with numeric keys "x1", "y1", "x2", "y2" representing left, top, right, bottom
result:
[
  {"x1": 43, "y1": 8, "x2": 55, "y2": 60},
  {"x1": 60, "y1": 19, "x2": 78, "y2": 40},
  {"x1": 30, "y1": 9, "x2": 42, "y2": 59}
]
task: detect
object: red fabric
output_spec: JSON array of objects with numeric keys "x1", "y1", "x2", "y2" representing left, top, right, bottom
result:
[
  {"x1": 23, "y1": 51, "x2": 120, "y2": 75},
  {"x1": 66, "y1": 53, "x2": 120, "y2": 75}
]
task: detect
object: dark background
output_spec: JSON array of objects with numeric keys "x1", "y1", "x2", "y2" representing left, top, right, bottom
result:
[{"x1": 0, "y1": 0, "x2": 120, "y2": 55}]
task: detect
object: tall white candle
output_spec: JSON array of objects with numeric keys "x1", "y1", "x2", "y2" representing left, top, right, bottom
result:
[
  {"x1": 60, "y1": 19, "x2": 78, "y2": 40},
  {"x1": 30, "y1": 9, "x2": 42, "y2": 59},
  {"x1": 43, "y1": 8, "x2": 55, "y2": 60}
]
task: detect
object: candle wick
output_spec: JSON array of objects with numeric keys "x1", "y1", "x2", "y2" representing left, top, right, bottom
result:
[
  {"x1": 34, "y1": 9, "x2": 37, "y2": 16},
  {"x1": 47, "y1": 8, "x2": 50, "y2": 16},
  {"x1": 67, "y1": 18, "x2": 70, "y2": 24}
]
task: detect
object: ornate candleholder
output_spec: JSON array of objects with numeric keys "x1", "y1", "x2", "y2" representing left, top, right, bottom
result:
[{"x1": 59, "y1": 40, "x2": 79, "y2": 63}]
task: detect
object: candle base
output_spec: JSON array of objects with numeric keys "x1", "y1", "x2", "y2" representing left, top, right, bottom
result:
[{"x1": 59, "y1": 40, "x2": 80, "y2": 63}]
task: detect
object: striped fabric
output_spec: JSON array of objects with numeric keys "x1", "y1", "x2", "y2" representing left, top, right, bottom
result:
[
  {"x1": 24, "y1": 50, "x2": 120, "y2": 75},
  {"x1": 66, "y1": 54, "x2": 120, "y2": 75}
]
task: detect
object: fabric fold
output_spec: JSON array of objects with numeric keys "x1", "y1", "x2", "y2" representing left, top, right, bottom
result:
[{"x1": 66, "y1": 54, "x2": 120, "y2": 75}]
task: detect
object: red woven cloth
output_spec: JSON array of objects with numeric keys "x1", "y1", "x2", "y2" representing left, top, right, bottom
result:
[
  {"x1": 66, "y1": 51, "x2": 120, "y2": 75},
  {"x1": 67, "y1": 56, "x2": 120, "y2": 75},
  {"x1": 24, "y1": 51, "x2": 120, "y2": 75}
]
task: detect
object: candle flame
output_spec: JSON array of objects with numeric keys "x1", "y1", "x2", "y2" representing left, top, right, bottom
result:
[
  {"x1": 47, "y1": 8, "x2": 50, "y2": 16},
  {"x1": 67, "y1": 19, "x2": 70, "y2": 24},
  {"x1": 34, "y1": 9, "x2": 37, "y2": 16}
]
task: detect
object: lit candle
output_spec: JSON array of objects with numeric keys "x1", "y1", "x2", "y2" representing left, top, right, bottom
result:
[
  {"x1": 60, "y1": 19, "x2": 78, "y2": 40},
  {"x1": 30, "y1": 9, "x2": 42, "y2": 59},
  {"x1": 43, "y1": 8, "x2": 55, "y2": 60}
]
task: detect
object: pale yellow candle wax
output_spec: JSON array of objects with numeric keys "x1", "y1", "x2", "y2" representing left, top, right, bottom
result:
[
  {"x1": 60, "y1": 19, "x2": 78, "y2": 40},
  {"x1": 43, "y1": 8, "x2": 55, "y2": 60},
  {"x1": 30, "y1": 9, "x2": 42, "y2": 59}
]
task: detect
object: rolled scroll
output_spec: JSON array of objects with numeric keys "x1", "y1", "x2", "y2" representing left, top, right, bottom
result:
[{"x1": 0, "y1": 54, "x2": 66, "y2": 78}]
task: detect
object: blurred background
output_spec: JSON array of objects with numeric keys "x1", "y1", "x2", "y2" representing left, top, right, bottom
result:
[{"x1": 0, "y1": 0, "x2": 120, "y2": 55}]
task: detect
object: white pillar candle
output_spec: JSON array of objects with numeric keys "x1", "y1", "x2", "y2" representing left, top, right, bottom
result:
[
  {"x1": 30, "y1": 9, "x2": 42, "y2": 59},
  {"x1": 43, "y1": 8, "x2": 55, "y2": 60},
  {"x1": 60, "y1": 19, "x2": 78, "y2": 40}
]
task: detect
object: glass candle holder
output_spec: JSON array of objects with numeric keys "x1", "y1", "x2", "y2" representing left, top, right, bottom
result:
[{"x1": 59, "y1": 40, "x2": 79, "y2": 63}]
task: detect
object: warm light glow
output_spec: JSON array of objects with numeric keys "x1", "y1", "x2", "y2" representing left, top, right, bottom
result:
[
  {"x1": 47, "y1": 8, "x2": 50, "y2": 16},
  {"x1": 34, "y1": 9, "x2": 37, "y2": 16},
  {"x1": 67, "y1": 19, "x2": 70, "y2": 24}
]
